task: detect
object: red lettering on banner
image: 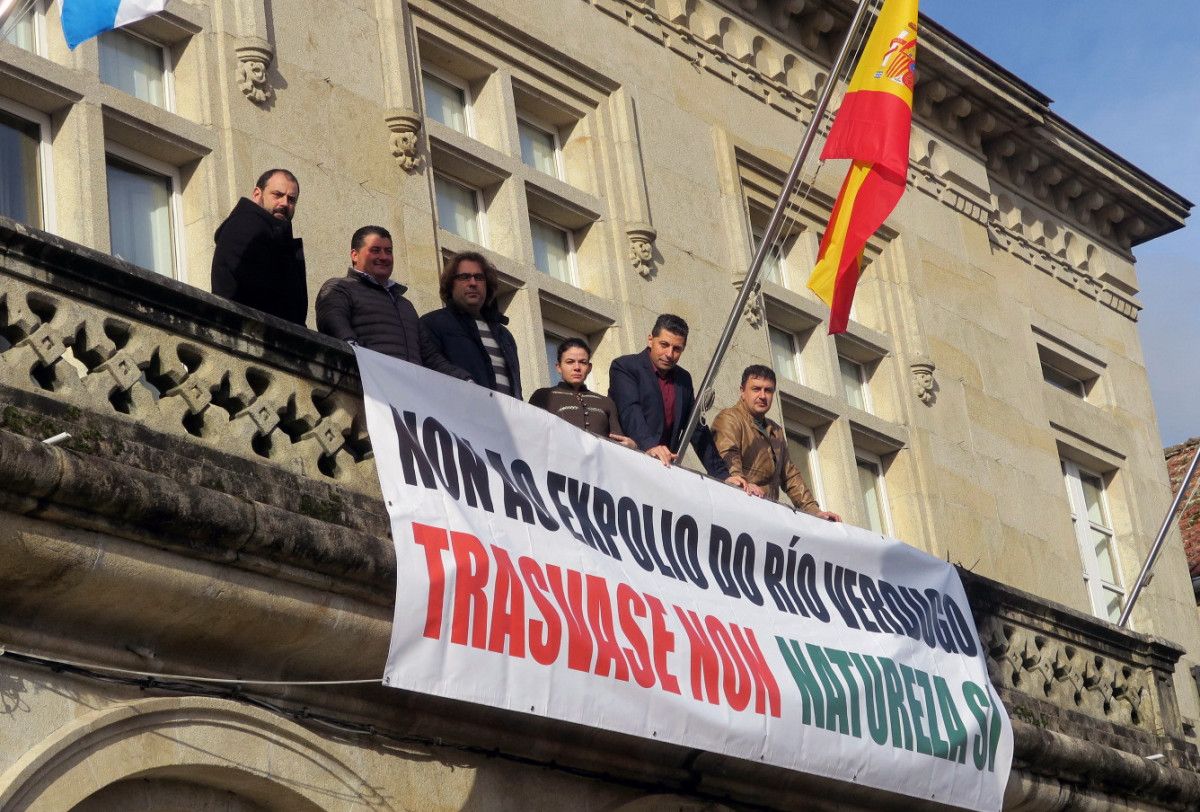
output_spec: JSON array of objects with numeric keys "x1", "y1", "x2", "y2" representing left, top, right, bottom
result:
[
  {"x1": 586, "y1": 574, "x2": 630, "y2": 682},
  {"x1": 519, "y1": 556, "x2": 562, "y2": 665},
  {"x1": 489, "y1": 546, "x2": 526, "y2": 658},
  {"x1": 645, "y1": 595, "x2": 681, "y2": 695},
  {"x1": 674, "y1": 605, "x2": 777, "y2": 717},
  {"x1": 450, "y1": 531, "x2": 490, "y2": 648},
  {"x1": 616, "y1": 584, "x2": 656, "y2": 689},
  {"x1": 545, "y1": 565, "x2": 594, "y2": 672},
  {"x1": 674, "y1": 607, "x2": 721, "y2": 705},
  {"x1": 412, "y1": 523, "x2": 450, "y2": 639},
  {"x1": 730, "y1": 624, "x2": 782, "y2": 718}
]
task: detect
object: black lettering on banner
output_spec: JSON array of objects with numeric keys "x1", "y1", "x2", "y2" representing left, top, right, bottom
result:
[
  {"x1": 943, "y1": 594, "x2": 978, "y2": 656},
  {"x1": 673, "y1": 513, "x2": 707, "y2": 589},
  {"x1": 546, "y1": 472, "x2": 583, "y2": 543},
  {"x1": 858, "y1": 573, "x2": 899, "y2": 635},
  {"x1": 392, "y1": 408, "x2": 438, "y2": 489},
  {"x1": 792, "y1": 550, "x2": 828, "y2": 621},
  {"x1": 510, "y1": 457, "x2": 559, "y2": 531},
  {"x1": 825, "y1": 563, "x2": 860, "y2": 630},
  {"x1": 879, "y1": 579, "x2": 921, "y2": 640},
  {"x1": 590, "y1": 485, "x2": 623, "y2": 561},
  {"x1": 455, "y1": 436, "x2": 494, "y2": 512},
  {"x1": 617, "y1": 497, "x2": 654, "y2": 571},
  {"x1": 708, "y1": 525, "x2": 740, "y2": 599},
  {"x1": 763, "y1": 542, "x2": 799, "y2": 615},
  {"x1": 734, "y1": 532, "x2": 763, "y2": 606},
  {"x1": 486, "y1": 450, "x2": 535, "y2": 525},
  {"x1": 421, "y1": 417, "x2": 461, "y2": 499}
]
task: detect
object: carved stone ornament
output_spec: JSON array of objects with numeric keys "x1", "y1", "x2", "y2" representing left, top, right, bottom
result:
[
  {"x1": 743, "y1": 291, "x2": 763, "y2": 328},
  {"x1": 627, "y1": 223, "x2": 657, "y2": 278},
  {"x1": 235, "y1": 41, "x2": 274, "y2": 105},
  {"x1": 910, "y1": 358, "x2": 936, "y2": 405},
  {"x1": 384, "y1": 110, "x2": 424, "y2": 173}
]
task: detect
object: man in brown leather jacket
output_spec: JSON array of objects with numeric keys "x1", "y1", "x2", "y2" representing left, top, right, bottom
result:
[{"x1": 712, "y1": 365, "x2": 841, "y2": 521}]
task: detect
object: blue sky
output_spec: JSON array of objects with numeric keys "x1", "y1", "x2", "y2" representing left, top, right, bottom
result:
[{"x1": 920, "y1": 1, "x2": 1199, "y2": 447}]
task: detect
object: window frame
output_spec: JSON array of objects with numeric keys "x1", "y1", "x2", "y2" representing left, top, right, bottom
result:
[
  {"x1": 0, "y1": 93, "x2": 55, "y2": 232},
  {"x1": 516, "y1": 114, "x2": 564, "y2": 179},
  {"x1": 1, "y1": 0, "x2": 47, "y2": 55},
  {"x1": 529, "y1": 214, "x2": 578, "y2": 286},
  {"x1": 784, "y1": 421, "x2": 826, "y2": 508},
  {"x1": 838, "y1": 353, "x2": 872, "y2": 412},
  {"x1": 420, "y1": 64, "x2": 475, "y2": 137},
  {"x1": 767, "y1": 322, "x2": 803, "y2": 384},
  {"x1": 103, "y1": 140, "x2": 186, "y2": 281},
  {"x1": 433, "y1": 172, "x2": 487, "y2": 247},
  {"x1": 854, "y1": 450, "x2": 892, "y2": 536},
  {"x1": 97, "y1": 26, "x2": 176, "y2": 111},
  {"x1": 1062, "y1": 458, "x2": 1126, "y2": 623}
]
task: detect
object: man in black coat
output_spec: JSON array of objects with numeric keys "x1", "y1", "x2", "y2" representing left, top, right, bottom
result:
[
  {"x1": 421, "y1": 251, "x2": 522, "y2": 398},
  {"x1": 609, "y1": 314, "x2": 749, "y2": 490},
  {"x1": 210, "y1": 168, "x2": 307, "y2": 325},
  {"x1": 315, "y1": 226, "x2": 469, "y2": 380}
]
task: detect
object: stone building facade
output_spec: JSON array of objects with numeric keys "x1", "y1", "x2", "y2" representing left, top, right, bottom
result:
[
  {"x1": 1165, "y1": 438, "x2": 1200, "y2": 603},
  {"x1": 1, "y1": 0, "x2": 1198, "y2": 808}
]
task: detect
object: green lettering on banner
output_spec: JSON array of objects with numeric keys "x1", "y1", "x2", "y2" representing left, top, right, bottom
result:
[
  {"x1": 849, "y1": 652, "x2": 890, "y2": 745},
  {"x1": 825, "y1": 648, "x2": 863, "y2": 738},
  {"x1": 934, "y1": 675, "x2": 968, "y2": 764},
  {"x1": 962, "y1": 680, "x2": 992, "y2": 771},
  {"x1": 900, "y1": 664, "x2": 933, "y2": 756},
  {"x1": 879, "y1": 656, "x2": 914, "y2": 751},
  {"x1": 775, "y1": 637, "x2": 826, "y2": 727},
  {"x1": 916, "y1": 668, "x2": 949, "y2": 758},
  {"x1": 806, "y1": 644, "x2": 851, "y2": 735}
]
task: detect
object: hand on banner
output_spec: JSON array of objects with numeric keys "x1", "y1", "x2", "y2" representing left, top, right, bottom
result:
[
  {"x1": 814, "y1": 510, "x2": 842, "y2": 522},
  {"x1": 729, "y1": 477, "x2": 763, "y2": 498},
  {"x1": 646, "y1": 445, "x2": 676, "y2": 466},
  {"x1": 609, "y1": 433, "x2": 638, "y2": 450}
]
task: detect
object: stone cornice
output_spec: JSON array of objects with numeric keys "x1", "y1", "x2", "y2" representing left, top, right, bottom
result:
[{"x1": 600, "y1": 0, "x2": 1189, "y2": 254}]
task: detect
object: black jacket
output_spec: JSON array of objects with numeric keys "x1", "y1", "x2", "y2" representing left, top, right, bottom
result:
[
  {"x1": 608, "y1": 349, "x2": 729, "y2": 479},
  {"x1": 211, "y1": 198, "x2": 307, "y2": 325},
  {"x1": 315, "y1": 271, "x2": 470, "y2": 379},
  {"x1": 420, "y1": 302, "x2": 522, "y2": 399}
]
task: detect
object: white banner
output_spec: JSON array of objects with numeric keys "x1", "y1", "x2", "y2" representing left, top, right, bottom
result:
[{"x1": 357, "y1": 347, "x2": 1012, "y2": 811}]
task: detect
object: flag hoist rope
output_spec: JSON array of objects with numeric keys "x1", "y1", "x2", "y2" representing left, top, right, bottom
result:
[
  {"x1": 1118, "y1": 439, "x2": 1200, "y2": 627},
  {"x1": 674, "y1": 0, "x2": 878, "y2": 460}
]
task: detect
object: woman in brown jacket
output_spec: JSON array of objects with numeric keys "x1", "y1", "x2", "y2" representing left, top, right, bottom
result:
[{"x1": 529, "y1": 339, "x2": 636, "y2": 449}]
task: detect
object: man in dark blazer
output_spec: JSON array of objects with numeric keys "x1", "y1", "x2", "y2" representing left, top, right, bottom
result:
[{"x1": 609, "y1": 314, "x2": 749, "y2": 490}]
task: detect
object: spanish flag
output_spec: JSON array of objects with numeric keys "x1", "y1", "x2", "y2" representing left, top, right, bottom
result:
[{"x1": 807, "y1": 0, "x2": 918, "y2": 334}]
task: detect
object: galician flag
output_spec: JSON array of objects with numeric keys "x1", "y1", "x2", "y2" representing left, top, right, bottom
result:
[
  {"x1": 62, "y1": 0, "x2": 167, "y2": 49},
  {"x1": 807, "y1": 0, "x2": 918, "y2": 334}
]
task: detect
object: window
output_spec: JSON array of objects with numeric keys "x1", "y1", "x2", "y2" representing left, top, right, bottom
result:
[
  {"x1": 1038, "y1": 344, "x2": 1094, "y2": 398},
  {"x1": 839, "y1": 355, "x2": 869, "y2": 411},
  {"x1": 544, "y1": 332, "x2": 564, "y2": 385},
  {"x1": 855, "y1": 453, "x2": 890, "y2": 535},
  {"x1": 99, "y1": 29, "x2": 171, "y2": 109},
  {"x1": 105, "y1": 151, "x2": 180, "y2": 277},
  {"x1": 434, "y1": 174, "x2": 483, "y2": 244},
  {"x1": 786, "y1": 424, "x2": 824, "y2": 506},
  {"x1": 0, "y1": 103, "x2": 45, "y2": 228},
  {"x1": 752, "y1": 224, "x2": 786, "y2": 286},
  {"x1": 2, "y1": 0, "x2": 40, "y2": 52},
  {"x1": 1062, "y1": 460, "x2": 1124, "y2": 622},
  {"x1": 518, "y1": 117, "x2": 561, "y2": 178},
  {"x1": 422, "y1": 69, "x2": 470, "y2": 135},
  {"x1": 768, "y1": 324, "x2": 801, "y2": 383},
  {"x1": 530, "y1": 217, "x2": 575, "y2": 284}
]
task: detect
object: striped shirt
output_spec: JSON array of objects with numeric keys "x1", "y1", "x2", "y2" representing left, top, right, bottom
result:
[{"x1": 476, "y1": 319, "x2": 513, "y2": 395}]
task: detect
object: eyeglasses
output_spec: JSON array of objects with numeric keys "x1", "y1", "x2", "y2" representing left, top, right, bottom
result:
[{"x1": 454, "y1": 272, "x2": 486, "y2": 282}]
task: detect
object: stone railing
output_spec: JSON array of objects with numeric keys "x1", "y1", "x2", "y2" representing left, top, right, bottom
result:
[
  {"x1": 0, "y1": 217, "x2": 377, "y2": 496},
  {"x1": 3, "y1": 218, "x2": 1199, "y2": 807}
]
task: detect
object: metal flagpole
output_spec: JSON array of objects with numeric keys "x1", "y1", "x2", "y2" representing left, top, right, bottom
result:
[
  {"x1": 1118, "y1": 440, "x2": 1200, "y2": 627},
  {"x1": 674, "y1": 0, "x2": 877, "y2": 460}
]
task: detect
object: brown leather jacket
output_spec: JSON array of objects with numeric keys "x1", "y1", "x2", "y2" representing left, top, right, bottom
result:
[{"x1": 712, "y1": 400, "x2": 820, "y2": 514}]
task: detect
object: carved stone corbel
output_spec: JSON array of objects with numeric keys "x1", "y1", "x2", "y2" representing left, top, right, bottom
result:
[
  {"x1": 627, "y1": 223, "x2": 657, "y2": 278},
  {"x1": 235, "y1": 40, "x2": 274, "y2": 105},
  {"x1": 384, "y1": 109, "x2": 424, "y2": 173},
  {"x1": 910, "y1": 357, "x2": 936, "y2": 405}
]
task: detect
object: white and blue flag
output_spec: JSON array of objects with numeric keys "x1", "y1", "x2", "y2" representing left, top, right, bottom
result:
[{"x1": 62, "y1": 0, "x2": 167, "y2": 49}]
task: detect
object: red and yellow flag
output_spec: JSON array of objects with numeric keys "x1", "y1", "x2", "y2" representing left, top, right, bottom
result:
[{"x1": 807, "y1": 0, "x2": 918, "y2": 333}]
